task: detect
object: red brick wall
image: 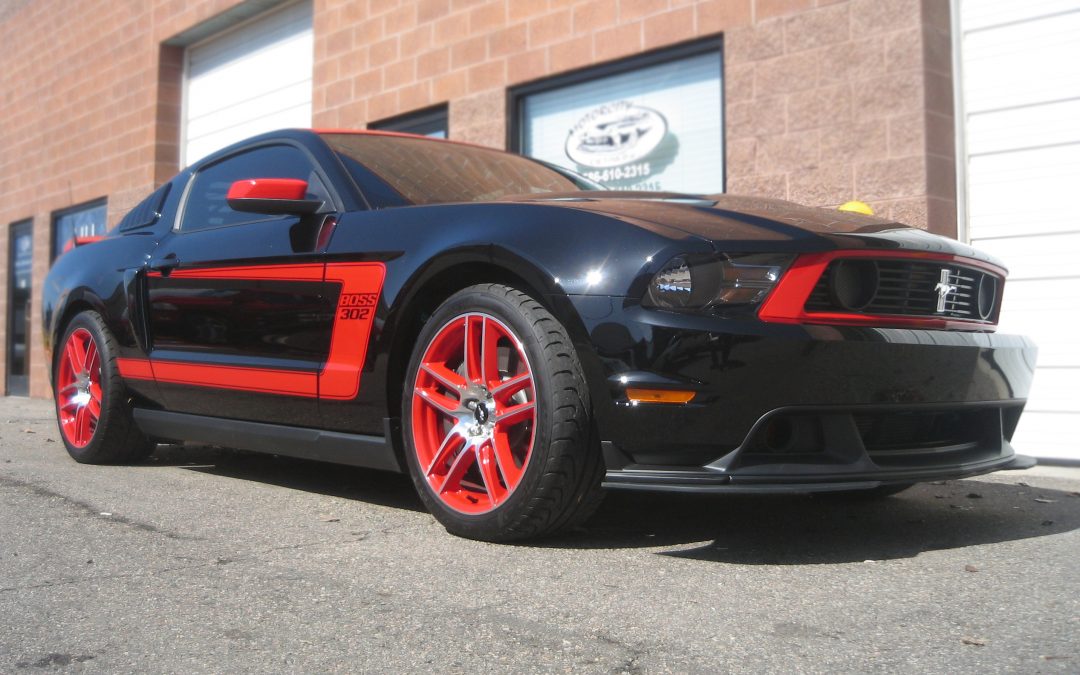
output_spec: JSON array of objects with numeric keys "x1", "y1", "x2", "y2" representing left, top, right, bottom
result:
[{"x1": 0, "y1": 0, "x2": 954, "y2": 397}]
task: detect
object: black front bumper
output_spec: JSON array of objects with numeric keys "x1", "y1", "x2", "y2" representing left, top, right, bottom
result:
[
  {"x1": 602, "y1": 453, "x2": 1037, "y2": 493},
  {"x1": 569, "y1": 297, "x2": 1038, "y2": 492},
  {"x1": 601, "y1": 405, "x2": 1038, "y2": 493}
]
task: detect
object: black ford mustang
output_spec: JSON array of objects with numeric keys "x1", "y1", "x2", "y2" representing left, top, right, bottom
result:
[{"x1": 43, "y1": 129, "x2": 1036, "y2": 541}]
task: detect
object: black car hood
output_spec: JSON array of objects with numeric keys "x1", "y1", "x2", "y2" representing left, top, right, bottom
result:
[{"x1": 501, "y1": 192, "x2": 1004, "y2": 268}]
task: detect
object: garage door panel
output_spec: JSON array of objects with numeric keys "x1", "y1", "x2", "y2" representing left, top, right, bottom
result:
[
  {"x1": 973, "y1": 233, "x2": 1080, "y2": 279},
  {"x1": 183, "y1": 2, "x2": 312, "y2": 165},
  {"x1": 184, "y1": 103, "x2": 312, "y2": 171},
  {"x1": 963, "y1": 9, "x2": 1080, "y2": 112},
  {"x1": 992, "y1": 279, "x2": 1080, "y2": 368},
  {"x1": 961, "y1": 0, "x2": 1080, "y2": 460},
  {"x1": 963, "y1": 0, "x2": 1080, "y2": 31},
  {"x1": 1010, "y1": 412, "x2": 1080, "y2": 462},
  {"x1": 1021, "y1": 367, "x2": 1080, "y2": 413},
  {"x1": 186, "y1": 80, "x2": 312, "y2": 141},
  {"x1": 967, "y1": 144, "x2": 1080, "y2": 238},
  {"x1": 186, "y1": 32, "x2": 312, "y2": 119},
  {"x1": 966, "y1": 99, "x2": 1080, "y2": 156}
]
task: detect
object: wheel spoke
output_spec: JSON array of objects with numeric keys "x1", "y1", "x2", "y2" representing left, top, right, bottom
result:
[
  {"x1": 74, "y1": 406, "x2": 89, "y2": 445},
  {"x1": 65, "y1": 338, "x2": 85, "y2": 373},
  {"x1": 426, "y1": 427, "x2": 467, "y2": 476},
  {"x1": 414, "y1": 387, "x2": 459, "y2": 417},
  {"x1": 491, "y1": 433, "x2": 523, "y2": 488},
  {"x1": 87, "y1": 396, "x2": 101, "y2": 419},
  {"x1": 481, "y1": 317, "x2": 501, "y2": 388},
  {"x1": 496, "y1": 401, "x2": 536, "y2": 427},
  {"x1": 464, "y1": 316, "x2": 482, "y2": 384},
  {"x1": 88, "y1": 382, "x2": 102, "y2": 404},
  {"x1": 476, "y1": 441, "x2": 504, "y2": 506},
  {"x1": 491, "y1": 372, "x2": 532, "y2": 400},
  {"x1": 84, "y1": 340, "x2": 99, "y2": 378},
  {"x1": 439, "y1": 440, "x2": 476, "y2": 495},
  {"x1": 58, "y1": 382, "x2": 80, "y2": 397},
  {"x1": 420, "y1": 363, "x2": 466, "y2": 392}
]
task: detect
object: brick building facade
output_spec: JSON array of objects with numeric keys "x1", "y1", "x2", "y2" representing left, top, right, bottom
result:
[{"x1": 0, "y1": 0, "x2": 954, "y2": 398}]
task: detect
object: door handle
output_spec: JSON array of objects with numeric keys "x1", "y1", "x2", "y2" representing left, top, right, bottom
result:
[{"x1": 150, "y1": 253, "x2": 179, "y2": 276}]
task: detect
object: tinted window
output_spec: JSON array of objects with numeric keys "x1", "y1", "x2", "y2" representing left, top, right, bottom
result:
[
  {"x1": 322, "y1": 134, "x2": 601, "y2": 206},
  {"x1": 52, "y1": 200, "x2": 106, "y2": 260},
  {"x1": 181, "y1": 145, "x2": 329, "y2": 232},
  {"x1": 369, "y1": 105, "x2": 448, "y2": 138}
]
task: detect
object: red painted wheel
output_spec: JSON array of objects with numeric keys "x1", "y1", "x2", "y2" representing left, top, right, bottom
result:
[
  {"x1": 411, "y1": 313, "x2": 536, "y2": 514},
  {"x1": 56, "y1": 327, "x2": 102, "y2": 448},
  {"x1": 52, "y1": 311, "x2": 154, "y2": 464},
  {"x1": 403, "y1": 284, "x2": 605, "y2": 541}
]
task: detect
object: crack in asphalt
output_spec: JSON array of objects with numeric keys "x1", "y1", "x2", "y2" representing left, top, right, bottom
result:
[
  {"x1": 0, "y1": 474, "x2": 204, "y2": 542},
  {"x1": 0, "y1": 533, "x2": 373, "y2": 594}
]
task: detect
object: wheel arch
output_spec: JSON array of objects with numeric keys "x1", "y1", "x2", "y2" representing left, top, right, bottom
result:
[
  {"x1": 381, "y1": 248, "x2": 599, "y2": 425},
  {"x1": 47, "y1": 290, "x2": 109, "y2": 388}
]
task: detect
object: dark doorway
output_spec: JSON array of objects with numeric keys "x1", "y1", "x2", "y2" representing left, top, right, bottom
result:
[{"x1": 7, "y1": 220, "x2": 33, "y2": 396}]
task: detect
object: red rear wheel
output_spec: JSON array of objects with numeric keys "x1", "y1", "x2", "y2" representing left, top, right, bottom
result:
[
  {"x1": 52, "y1": 311, "x2": 154, "y2": 464},
  {"x1": 402, "y1": 284, "x2": 605, "y2": 541},
  {"x1": 56, "y1": 328, "x2": 102, "y2": 448},
  {"x1": 411, "y1": 313, "x2": 536, "y2": 514}
]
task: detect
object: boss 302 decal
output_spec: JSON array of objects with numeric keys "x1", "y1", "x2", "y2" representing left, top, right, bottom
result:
[{"x1": 117, "y1": 262, "x2": 386, "y2": 400}]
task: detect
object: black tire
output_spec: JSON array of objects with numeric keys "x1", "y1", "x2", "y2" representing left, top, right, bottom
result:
[
  {"x1": 814, "y1": 483, "x2": 915, "y2": 501},
  {"x1": 53, "y1": 311, "x2": 155, "y2": 464},
  {"x1": 402, "y1": 284, "x2": 604, "y2": 541}
]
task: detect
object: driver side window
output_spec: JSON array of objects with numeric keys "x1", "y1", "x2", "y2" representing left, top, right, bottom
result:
[{"x1": 180, "y1": 145, "x2": 331, "y2": 233}]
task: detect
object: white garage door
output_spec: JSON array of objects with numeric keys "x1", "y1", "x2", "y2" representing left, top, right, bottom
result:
[
  {"x1": 958, "y1": 0, "x2": 1080, "y2": 461},
  {"x1": 183, "y1": 1, "x2": 313, "y2": 165}
]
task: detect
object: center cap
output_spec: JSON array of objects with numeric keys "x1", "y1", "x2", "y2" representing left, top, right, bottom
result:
[{"x1": 473, "y1": 403, "x2": 489, "y2": 424}]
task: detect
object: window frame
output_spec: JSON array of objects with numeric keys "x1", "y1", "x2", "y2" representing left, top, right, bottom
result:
[
  {"x1": 507, "y1": 37, "x2": 725, "y2": 192},
  {"x1": 369, "y1": 104, "x2": 449, "y2": 138},
  {"x1": 173, "y1": 139, "x2": 343, "y2": 235},
  {"x1": 50, "y1": 198, "x2": 107, "y2": 262},
  {"x1": 7, "y1": 218, "x2": 34, "y2": 396}
]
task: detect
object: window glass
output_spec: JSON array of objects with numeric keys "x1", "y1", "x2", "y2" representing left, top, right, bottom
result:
[
  {"x1": 7, "y1": 220, "x2": 33, "y2": 396},
  {"x1": 370, "y1": 106, "x2": 449, "y2": 139},
  {"x1": 323, "y1": 134, "x2": 599, "y2": 206},
  {"x1": 181, "y1": 145, "x2": 328, "y2": 232},
  {"x1": 53, "y1": 201, "x2": 106, "y2": 259},
  {"x1": 519, "y1": 49, "x2": 723, "y2": 193}
]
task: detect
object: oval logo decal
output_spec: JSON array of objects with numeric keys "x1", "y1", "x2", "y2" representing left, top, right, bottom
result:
[{"x1": 565, "y1": 102, "x2": 668, "y2": 169}]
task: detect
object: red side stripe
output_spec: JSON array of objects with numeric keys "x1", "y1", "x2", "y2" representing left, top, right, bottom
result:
[
  {"x1": 117, "y1": 358, "x2": 154, "y2": 380},
  {"x1": 126, "y1": 261, "x2": 387, "y2": 400},
  {"x1": 152, "y1": 361, "x2": 317, "y2": 397}
]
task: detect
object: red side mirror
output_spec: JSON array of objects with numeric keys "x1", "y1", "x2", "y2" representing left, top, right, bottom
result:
[{"x1": 226, "y1": 178, "x2": 323, "y2": 215}]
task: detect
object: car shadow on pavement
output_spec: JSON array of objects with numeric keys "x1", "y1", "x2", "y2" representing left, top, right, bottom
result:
[
  {"x1": 143, "y1": 445, "x2": 1078, "y2": 561},
  {"x1": 146, "y1": 443, "x2": 426, "y2": 513},
  {"x1": 547, "y1": 480, "x2": 1080, "y2": 563}
]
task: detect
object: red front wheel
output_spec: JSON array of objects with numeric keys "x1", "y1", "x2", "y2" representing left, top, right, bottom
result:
[
  {"x1": 403, "y1": 284, "x2": 604, "y2": 541},
  {"x1": 53, "y1": 311, "x2": 154, "y2": 464}
]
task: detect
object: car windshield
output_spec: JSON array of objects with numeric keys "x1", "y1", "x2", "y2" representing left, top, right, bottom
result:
[{"x1": 321, "y1": 133, "x2": 602, "y2": 206}]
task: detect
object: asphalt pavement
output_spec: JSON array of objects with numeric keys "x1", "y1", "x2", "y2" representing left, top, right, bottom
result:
[{"x1": 1, "y1": 396, "x2": 1077, "y2": 673}]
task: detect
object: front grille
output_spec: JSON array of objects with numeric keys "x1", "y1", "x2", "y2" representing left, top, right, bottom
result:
[
  {"x1": 854, "y1": 408, "x2": 1001, "y2": 467},
  {"x1": 806, "y1": 258, "x2": 1001, "y2": 323}
]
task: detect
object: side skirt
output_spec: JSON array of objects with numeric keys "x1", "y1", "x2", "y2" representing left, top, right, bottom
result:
[{"x1": 132, "y1": 409, "x2": 402, "y2": 473}]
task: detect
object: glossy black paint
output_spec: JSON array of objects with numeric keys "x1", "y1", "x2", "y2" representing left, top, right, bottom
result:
[{"x1": 41, "y1": 129, "x2": 1037, "y2": 490}]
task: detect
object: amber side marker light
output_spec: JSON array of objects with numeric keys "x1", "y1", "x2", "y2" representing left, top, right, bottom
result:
[{"x1": 625, "y1": 388, "x2": 697, "y2": 404}]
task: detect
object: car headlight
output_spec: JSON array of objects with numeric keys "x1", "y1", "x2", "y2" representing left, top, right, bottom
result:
[{"x1": 645, "y1": 253, "x2": 792, "y2": 310}]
